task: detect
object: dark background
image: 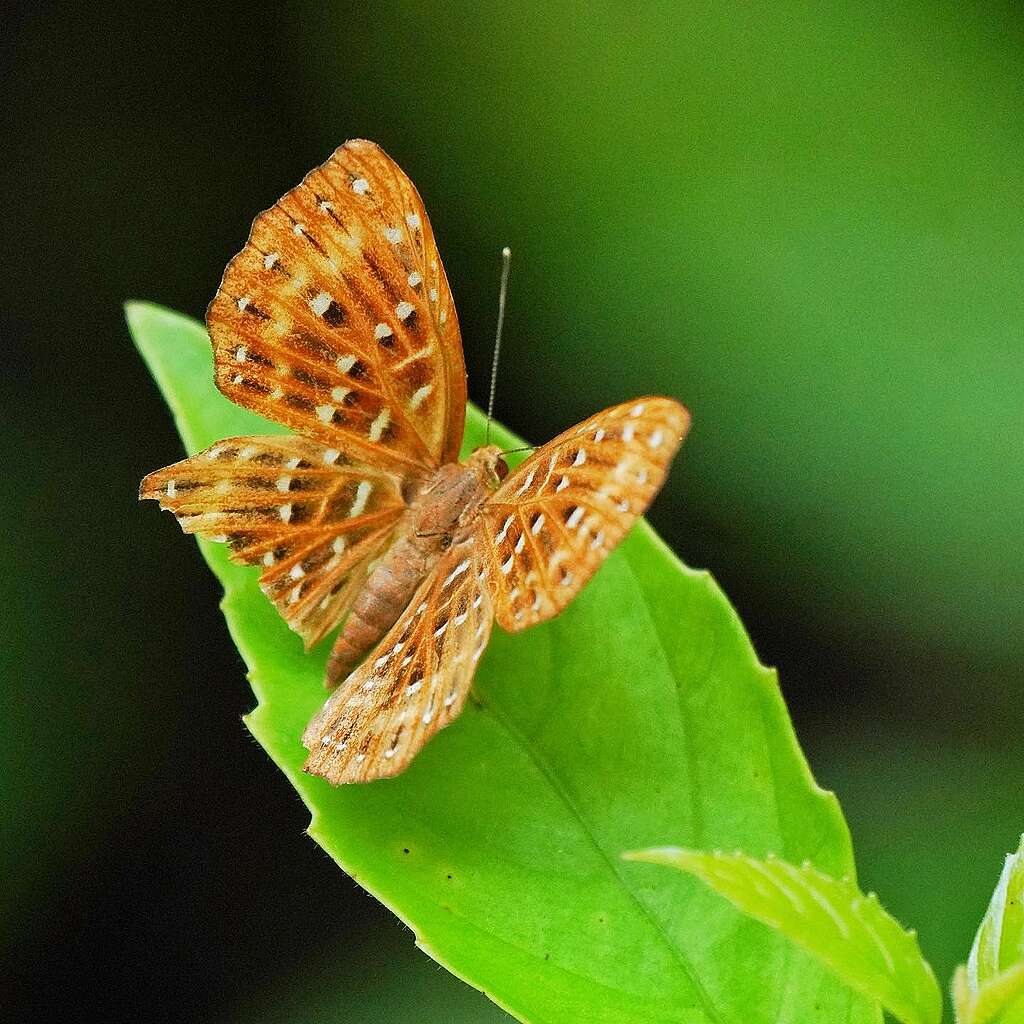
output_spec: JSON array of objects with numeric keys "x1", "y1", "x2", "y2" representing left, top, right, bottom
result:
[{"x1": 5, "y1": 2, "x2": 1023, "y2": 1021}]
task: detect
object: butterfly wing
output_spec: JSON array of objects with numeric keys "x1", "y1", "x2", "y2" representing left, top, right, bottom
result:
[
  {"x1": 207, "y1": 138, "x2": 466, "y2": 475},
  {"x1": 473, "y1": 396, "x2": 690, "y2": 631},
  {"x1": 140, "y1": 436, "x2": 407, "y2": 648},
  {"x1": 302, "y1": 537, "x2": 492, "y2": 783}
]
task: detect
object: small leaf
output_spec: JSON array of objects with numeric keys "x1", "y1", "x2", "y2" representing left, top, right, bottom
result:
[
  {"x1": 954, "y1": 964, "x2": 1024, "y2": 1024},
  {"x1": 954, "y1": 835, "x2": 1024, "y2": 1024},
  {"x1": 624, "y1": 847, "x2": 940, "y2": 1024}
]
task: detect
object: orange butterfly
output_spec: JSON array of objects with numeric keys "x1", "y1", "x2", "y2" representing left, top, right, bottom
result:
[{"x1": 141, "y1": 140, "x2": 690, "y2": 784}]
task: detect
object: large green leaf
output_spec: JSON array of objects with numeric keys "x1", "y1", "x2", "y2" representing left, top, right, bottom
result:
[
  {"x1": 954, "y1": 836, "x2": 1024, "y2": 1024},
  {"x1": 129, "y1": 300, "x2": 879, "y2": 1024},
  {"x1": 624, "y1": 848, "x2": 940, "y2": 1024}
]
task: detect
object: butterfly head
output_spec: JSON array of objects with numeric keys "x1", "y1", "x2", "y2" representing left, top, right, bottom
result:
[{"x1": 467, "y1": 445, "x2": 509, "y2": 490}]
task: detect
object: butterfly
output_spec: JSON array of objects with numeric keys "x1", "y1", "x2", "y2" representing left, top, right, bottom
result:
[{"x1": 140, "y1": 139, "x2": 690, "y2": 784}]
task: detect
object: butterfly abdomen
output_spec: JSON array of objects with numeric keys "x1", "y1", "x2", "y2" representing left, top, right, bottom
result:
[
  {"x1": 324, "y1": 531, "x2": 430, "y2": 686},
  {"x1": 324, "y1": 454, "x2": 498, "y2": 688}
]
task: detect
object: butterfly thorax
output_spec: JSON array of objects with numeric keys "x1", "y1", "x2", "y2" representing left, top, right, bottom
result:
[{"x1": 324, "y1": 446, "x2": 505, "y2": 688}]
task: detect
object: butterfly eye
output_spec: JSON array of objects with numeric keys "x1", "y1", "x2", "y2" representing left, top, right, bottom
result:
[{"x1": 494, "y1": 457, "x2": 509, "y2": 481}]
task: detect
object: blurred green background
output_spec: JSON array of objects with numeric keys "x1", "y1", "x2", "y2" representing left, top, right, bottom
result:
[{"x1": 4, "y1": 2, "x2": 1022, "y2": 1020}]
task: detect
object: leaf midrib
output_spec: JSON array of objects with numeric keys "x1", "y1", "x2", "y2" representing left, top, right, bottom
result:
[{"x1": 477, "y1": 539, "x2": 728, "y2": 1024}]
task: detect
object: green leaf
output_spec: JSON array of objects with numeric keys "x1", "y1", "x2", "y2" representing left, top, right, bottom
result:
[
  {"x1": 624, "y1": 847, "x2": 940, "y2": 1024},
  {"x1": 129, "y1": 300, "x2": 879, "y2": 1024},
  {"x1": 954, "y1": 835, "x2": 1024, "y2": 1024}
]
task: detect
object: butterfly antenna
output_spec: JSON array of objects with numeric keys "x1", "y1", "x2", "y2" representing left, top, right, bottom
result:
[{"x1": 485, "y1": 246, "x2": 512, "y2": 445}]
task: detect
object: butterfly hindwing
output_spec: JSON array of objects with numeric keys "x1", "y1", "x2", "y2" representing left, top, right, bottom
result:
[
  {"x1": 207, "y1": 139, "x2": 466, "y2": 475},
  {"x1": 140, "y1": 435, "x2": 407, "y2": 647},
  {"x1": 302, "y1": 538, "x2": 493, "y2": 783},
  {"x1": 473, "y1": 397, "x2": 690, "y2": 632}
]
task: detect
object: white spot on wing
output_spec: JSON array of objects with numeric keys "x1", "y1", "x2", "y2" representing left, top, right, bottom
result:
[
  {"x1": 409, "y1": 384, "x2": 432, "y2": 410},
  {"x1": 310, "y1": 291, "x2": 332, "y2": 316},
  {"x1": 331, "y1": 386, "x2": 350, "y2": 402},
  {"x1": 368, "y1": 407, "x2": 391, "y2": 442},
  {"x1": 384, "y1": 226, "x2": 402, "y2": 244},
  {"x1": 349, "y1": 481, "x2": 373, "y2": 517},
  {"x1": 323, "y1": 448, "x2": 340, "y2": 465},
  {"x1": 443, "y1": 560, "x2": 471, "y2": 587},
  {"x1": 515, "y1": 470, "x2": 536, "y2": 497},
  {"x1": 336, "y1": 354, "x2": 357, "y2": 373},
  {"x1": 648, "y1": 429, "x2": 665, "y2": 448},
  {"x1": 316, "y1": 404, "x2": 335, "y2": 424},
  {"x1": 500, "y1": 553, "x2": 514, "y2": 574},
  {"x1": 396, "y1": 301, "x2": 415, "y2": 321},
  {"x1": 279, "y1": 503, "x2": 293, "y2": 523},
  {"x1": 234, "y1": 346, "x2": 247, "y2": 362},
  {"x1": 407, "y1": 271, "x2": 422, "y2": 287},
  {"x1": 276, "y1": 475, "x2": 291, "y2": 493},
  {"x1": 352, "y1": 178, "x2": 369, "y2": 194},
  {"x1": 406, "y1": 212, "x2": 421, "y2": 229},
  {"x1": 496, "y1": 515, "x2": 514, "y2": 543},
  {"x1": 374, "y1": 322, "x2": 393, "y2": 340},
  {"x1": 263, "y1": 252, "x2": 279, "y2": 270}
]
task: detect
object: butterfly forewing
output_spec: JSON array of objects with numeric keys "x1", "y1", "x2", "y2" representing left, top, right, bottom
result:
[
  {"x1": 140, "y1": 435, "x2": 406, "y2": 647},
  {"x1": 208, "y1": 139, "x2": 465, "y2": 475},
  {"x1": 474, "y1": 397, "x2": 689, "y2": 631},
  {"x1": 302, "y1": 538, "x2": 493, "y2": 783}
]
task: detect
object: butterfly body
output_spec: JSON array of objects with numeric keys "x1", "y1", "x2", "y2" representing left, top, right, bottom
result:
[
  {"x1": 325, "y1": 445, "x2": 506, "y2": 687},
  {"x1": 141, "y1": 139, "x2": 690, "y2": 783}
]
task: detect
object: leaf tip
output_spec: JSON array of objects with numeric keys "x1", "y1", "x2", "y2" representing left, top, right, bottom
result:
[{"x1": 124, "y1": 298, "x2": 160, "y2": 332}]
